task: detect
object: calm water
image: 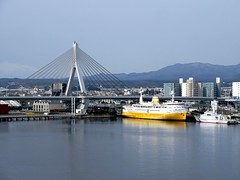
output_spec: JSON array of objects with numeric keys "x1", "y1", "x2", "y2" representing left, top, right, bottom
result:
[{"x1": 0, "y1": 118, "x2": 240, "y2": 180}]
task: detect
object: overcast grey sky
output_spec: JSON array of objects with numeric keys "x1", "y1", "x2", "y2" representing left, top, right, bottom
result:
[{"x1": 0, "y1": 0, "x2": 240, "y2": 78}]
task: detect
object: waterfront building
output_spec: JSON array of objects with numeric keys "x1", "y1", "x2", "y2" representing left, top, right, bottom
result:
[
  {"x1": 179, "y1": 76, "x2": 221, "y2": 98},
  {"x1": 179, "y1": 78, "x2": 184, "y2": 84},
  {"x1": 202, "y1": 82, "x2": 215, "y2": 97},
  {"x1": 163, "y1": 83, "x2": 174, "y2": 97},
  {"x1": 52, "y1": 83, "x2": 67, "y2": 96},
  {"x1": 163, "y1": 83, "x2": 181, "y2": 97},
  {"x1": 185, "y1": 77, "x2": 203, "y2": 97},
  {"x1": 186, "y1": 77, "x2": 194, "y2": 97},
  {"x1": 181, "y1": 83, "x2": 187, "y2": 97},
  {"x1": 33, "y1": 101, "x2": 67, "y2": 113},
  {"x1": 179, "y1": 78, "x2": 187, "y2": 97},
  {"x1": 221, "y1": 86, "x2": 232, "y2": 98},
  {"x1": 0, "y1": 104, "x2": 9, "y2": 114},
  {"x1": 215, "y1": 77, "x2": 221, "y2": 97},
  {"x1": 179, "y1": 78, "x2": 183, "y2": 96},
  {"x1": 232, "y1": 82, "x2": 240, "y2": 98},
  {"x1": 196, "y1": 82, "x2": 203, "y2": 97}
]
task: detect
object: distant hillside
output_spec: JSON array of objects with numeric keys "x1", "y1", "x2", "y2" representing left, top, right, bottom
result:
[
  {"x1": 0, "y1": 63, "x2": 239, "y2": 88},
  {"x1": 115, "y1": 63, "x2": 240, "y2": 82}
]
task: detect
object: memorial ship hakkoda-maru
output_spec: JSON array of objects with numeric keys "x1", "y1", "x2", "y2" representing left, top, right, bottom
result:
[{"x1": 122, "y1": 92, "x2": 188, "y2": 121}]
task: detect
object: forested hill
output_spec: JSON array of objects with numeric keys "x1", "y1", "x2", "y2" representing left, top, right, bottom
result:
[{"x1": 115, "y1": 63, "x2": 240, "y2": 82}]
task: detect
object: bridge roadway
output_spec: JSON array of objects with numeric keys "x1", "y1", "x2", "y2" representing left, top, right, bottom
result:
[{"x1": 0, "y1": 95, "x2": 225, "y2": 102}]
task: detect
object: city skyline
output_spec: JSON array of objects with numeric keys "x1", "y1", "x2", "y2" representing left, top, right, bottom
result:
[{"x1": 1, "y1": 0, "x2": 240, "y2": 78}]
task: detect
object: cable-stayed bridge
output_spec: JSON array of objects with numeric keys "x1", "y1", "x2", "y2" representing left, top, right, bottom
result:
[
  {"x1": 27, "y1": 41, "x2": 127, "y2": 96},
  {"x1": 2, "y1": 42, "x2": 228, "y2": 116}
]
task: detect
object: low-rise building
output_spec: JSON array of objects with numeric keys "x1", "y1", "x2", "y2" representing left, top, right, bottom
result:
[
  {"x1": 33, "y1": 101, "x2": 67, "y2": 113},
  {"x1": 232, "y1": 82, "x2": 240, "y2": 98}
]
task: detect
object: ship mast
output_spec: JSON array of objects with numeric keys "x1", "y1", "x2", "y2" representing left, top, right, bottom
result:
[{"x1": 139, "y1": 88, "x2": 143, "y2": 104}]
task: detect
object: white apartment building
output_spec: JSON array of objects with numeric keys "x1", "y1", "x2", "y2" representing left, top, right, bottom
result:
[
  {"x1": 232, "y1": 82, "x2": 240, "y2": 98},
  {"x1": 181, "y1": 83, "x2": 187, "y2": 97}
]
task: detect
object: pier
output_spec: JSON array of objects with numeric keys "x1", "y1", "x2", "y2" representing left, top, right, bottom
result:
[
  {"x1": 0, "y1": 113, "x2": 117, "y2": 122},
  {"x1": 0, "y1": 113, "x2": 76, "y2": 122}
]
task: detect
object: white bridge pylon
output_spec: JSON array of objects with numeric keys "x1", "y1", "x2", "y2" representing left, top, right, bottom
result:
[{"x1": 65, "y1": 41, "x2": 86, "y2": 96}]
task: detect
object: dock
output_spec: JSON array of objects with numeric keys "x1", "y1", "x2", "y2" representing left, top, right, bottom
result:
[{"x1": 0, "y1": 113, "x2": 116, "y2": 122}]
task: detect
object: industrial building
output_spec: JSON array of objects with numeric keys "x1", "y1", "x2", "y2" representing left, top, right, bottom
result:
[{"x1": 33, "y1": 101, "x2": 67, "y2": 113}]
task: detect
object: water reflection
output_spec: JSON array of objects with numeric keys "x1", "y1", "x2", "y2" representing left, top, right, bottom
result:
[
  {"x1": 0, "y1": 122, "x2": 9, "y2": 133},
  {"x1": 122, "y1": 118, "x2": 187, "y2": 128},
  {"x1": 199, "y1": 122, "x2": 231, "y2": 128},
  {"x1": 1, "y1": 119, "x2": 240, "y2": 180}
]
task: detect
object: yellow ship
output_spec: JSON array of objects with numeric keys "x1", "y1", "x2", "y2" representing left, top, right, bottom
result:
[{"x1": 122, "y1": 92, "x2": 187, "y2": 121}]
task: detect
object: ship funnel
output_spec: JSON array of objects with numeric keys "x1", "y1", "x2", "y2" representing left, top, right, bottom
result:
[{"x1": 152, "y1": 96, "x2": 159, "y2": 104}]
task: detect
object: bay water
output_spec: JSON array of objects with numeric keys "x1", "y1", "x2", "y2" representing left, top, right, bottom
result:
[{"x1": 0, "y1": 118, "x2": 240, "y2": 180}]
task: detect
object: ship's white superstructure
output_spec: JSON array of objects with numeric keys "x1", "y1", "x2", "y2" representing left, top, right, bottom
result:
[{"x1": 195, "y1": 100, "x2": 238, "y2": 125}]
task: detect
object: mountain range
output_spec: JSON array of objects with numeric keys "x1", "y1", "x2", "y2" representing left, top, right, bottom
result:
[
  {"x1": 0, "y1": 63, "x2": 239, "y2": 88},
  {"x1": 115, "y1": 63, "x2": 240, "y2": 82}
]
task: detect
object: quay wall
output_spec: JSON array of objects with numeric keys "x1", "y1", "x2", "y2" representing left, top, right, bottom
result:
[{"x1": 0, "y1": 113, "x2": 116, "y2": 122}]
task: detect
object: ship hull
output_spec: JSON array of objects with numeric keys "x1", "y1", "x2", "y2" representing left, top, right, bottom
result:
[
  {"x1": 122, "y1": 111, "x2": 187, "y2": 121},
  {"x1": 195, "y1": 115, "x2": 238, "y2": 124}
]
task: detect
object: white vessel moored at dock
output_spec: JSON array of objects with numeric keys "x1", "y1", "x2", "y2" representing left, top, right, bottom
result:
[{"x1": 195, "y1": 100, "x2": 238, "y2": 125}]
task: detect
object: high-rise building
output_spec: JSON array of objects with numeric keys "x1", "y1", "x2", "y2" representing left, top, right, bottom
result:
[
  {"x1": 196, "y1": 82, "x2": 203, "y2": 97},
  {"x1": 163, "y1": 83, "x2": 181, "y2": 97},
  {"x1": 179, "y1": 78, "x2": 184, "y2": 84},
  {"x1": 181, "y1": 83, "x2": 187, "y2": 97},
  {"x1": 185, "y1": 77, "x2": 203, "y2": 97},
  {"x1": 179, "y1": 78, "x2": 184, "y2": 96},
  {"x1": 203, "y1": 82, "x2": 215, "y2": 97},
  {"x1": 186, "y1": 77, "x2": 194, "y2": 97},
  {"x1": 215, "y1": 77, "x2": 221, "y2": 97},
  {"x1": 178, "y1": 77, "x2": 220, "y2": 97},
  {"x1": 163, "y1": 83, "x2": 174, "y2": 97}
]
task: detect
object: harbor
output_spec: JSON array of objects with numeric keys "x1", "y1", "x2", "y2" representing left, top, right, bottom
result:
[
  {"x1": 1, "y1": 117, "x2": 240, "y2": 180},
  {"x1": 0, "y1": 39, "x2": 239, "y2": 180},
  {"x1": 0, "y1": 101, "x2": 239, "y2": 123},
  {"x1": 0, "y1": 42, "x2": 239, "y2": 125},
  {"x1": 2, "y1": 1, "x2": 240, "y2": 179}
]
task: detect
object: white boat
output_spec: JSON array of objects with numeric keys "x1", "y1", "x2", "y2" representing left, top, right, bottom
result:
[
  {"x1": 122, "y1": 91, "x2": 188, "y2": 121},
  {"x1": 195, "y1": 100, "x2": 238, "y2": 125}
]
